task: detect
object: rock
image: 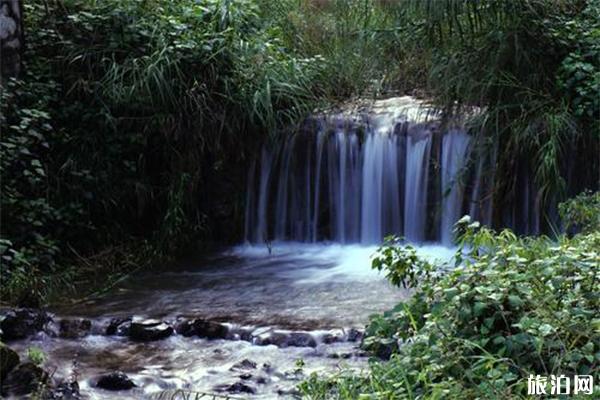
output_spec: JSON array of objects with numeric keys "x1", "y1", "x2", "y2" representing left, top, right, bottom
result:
[
  {"x1": 256, "y1": 376, "x2": 267, "y2": 384},
  {"x1": 286, "y1": 332, "x2": 317, "y2": 348},
  {"x1": 346, "y1": 328, "x2": 363, "y2": 342},
  {"x1": 2, "y1": 362, "x2": 49, "y2": 396},
  {"x1": 0, "y1": 343, "x2": 19, "y2": 380},
  {"x1": 129, "y1": 319, "x2": 173, "y2": 342},
  {"x1": 174, "y1": 319, "x2": 195, "y2": 337},
  {"x1": 105, "y1": 317, "x2": 131, "y2": 336},
  {"x1": 0, "y1": 309, "x2": 51, "y2": 341},
  {"x1": 239, "y1": 373, "x2": 252, "y2": 380},
  {"x1": 192, "y1": 319, "x2": 228, "y2": 339},
  {"x1": 231, "y1": 359, "x2": 257, "y2": 370},
  {"x1": 44, "y1": 380, "x2": 80, "y2": 400},
  {"x1": 321, "y1": 329, "x2": 344, "y2": 344},
  {"x1": 59, "y1": 319, "x2": 91, "y2": 339},
  {"x1": 226, "y1": 382, "x2": 256, "y2": 394},
  {"x1": 96, "y1": 371, "x2": 136, "y2": 391},
  {"x1": 253, "y1": 331, "x2": 289, "y2": 346}
]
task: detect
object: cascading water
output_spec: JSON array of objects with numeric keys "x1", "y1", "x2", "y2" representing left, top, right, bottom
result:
[{"x1": 245, "y1": 96, "x2": 544, "y2": 246}]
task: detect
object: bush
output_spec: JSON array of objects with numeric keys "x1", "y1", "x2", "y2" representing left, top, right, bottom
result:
[{"x1": 300, "y1": 216, "x2": 600, "y2": 399}]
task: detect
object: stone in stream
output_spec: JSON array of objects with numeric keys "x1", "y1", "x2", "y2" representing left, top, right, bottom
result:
[
  {"x1": 46, "y1": 380, "x2": 81, "y2": 400},
  {"x1": 105, "y1": 317, "x2": 131, "y2": 336},
  {"x1": 192, "y1": 319, "x2": 228, "y2": 339},
  {"x1": 1, "y1": 362, "x2": 49, "y2": 396},
  {"x1": 231, "y1": 359, "x2": 257, "y2": 370},
  {"x1": 217, "y1": 381, "x2": 256, "y2": 395},
  {"x1": 321, "y1": 329, "x2": 345, "y2": 344},
  {"x1": 286, "y1": 332, "x2": 317, "y2": 348},
  {"x1": 176, "y1": 318, "x2": 229, "y2": 339},
  {"x1": 59, "y1": 318, "x2": 92, "y2": 339},
  {"x1": 0, "y1": 308, "x2": 51, "y2": 341},
  {"x1": 96, "y1": 371, "x2": 136, "y2": 391},
  {"x1": 0, "y1": 343, "x2": 19, "y2": 380},
  {"x1": 346, "y1": 327, "x2": 364, "y2": 342},
  {"x1": 129, "y1": 319, "x2": 173, "y2": 341}
]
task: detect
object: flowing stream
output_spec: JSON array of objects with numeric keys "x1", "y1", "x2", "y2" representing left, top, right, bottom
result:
[{"x1": 5, "y1": 244, "x2": 453, "y2": 399}]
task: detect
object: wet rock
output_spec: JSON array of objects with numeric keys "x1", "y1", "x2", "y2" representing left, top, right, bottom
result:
[
  {"x1": 59, "y1": 319, "x2": 91, "y2": 339},
  {"x1": 286, "y1": 332, "x2": 317, "y2": 348},
  {"x1": 96, "y1": 371, "x2": 136, "y2": 391},
  {"x1": 0, "y1": 309, "x2": 51, "y2": 341},
  {"x1": 256, "y1": 376, "x2": 267, "y2": 384},
  {"x1": 239, "y1": 373, "x2": 252, "y2": 380},
  {"x1": 346, "y1": 328, "x2": 363, "y2": 342},
  {"x1": 192, "y1": 319, "x2": 228, "y2": 339},
  {"x1": 231, "y1": 359, "x2": 257, "y2": 370},
  {"x1": 2, "y1": 362, "x2": 49, "y2": 396},
  {"x1": 174, "y1": 319, "x2": 195, "y2": 337},
  {"x1": 0, "y1": 344, "x2": 19, "y2": 380},
  {"x1": 129, "y1": 319, "x2": 173, "y2": 341},
  {"x1": 254, "y1": 331, "x2": 289, "y2": 346},
  {"x1": 45, "y1": 380, "x2": 80, "y2": 400},
  {"x1": 105, "y1": 317, "x2": 131, "y2": 336},
  {"x1": 321, "y1": 329, "x2": 345, "y2": 344},
  {"x1": 226, "y1": 382, "x2": 256, "y2": 394}
]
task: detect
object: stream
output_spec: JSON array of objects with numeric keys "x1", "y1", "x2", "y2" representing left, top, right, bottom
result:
[{"x1": 3, "y1": 243, "x2": 454, "y2": 399}]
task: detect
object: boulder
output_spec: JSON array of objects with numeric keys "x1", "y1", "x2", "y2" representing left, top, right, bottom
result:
[
  {"x1": 105, "y1": 317, "x2": 131, "y2": 336},
  {"x1": 192, "y1": 319, "x2": 228, "y2": 339},
  {"x1": 59, "y1": 319, "x2": 91, "y2": 339},
  {"x1": 44, "y1": 380, "x2": 80, "y2": 400},
  {"x1": 321, "y1": 329, "x2": 345, "y2": 344},
  {"x1": 231, "y1": 359, "x2": 257, "y2": 370},
  {"x1": 286, "y1": 332, "x2": 317, "y2": 348},
  {"x1": 253, "y1": 331, "x2": 289, "y2": 347},
  {"x1": 96, "y1": 371, "x2": 136, "y2": 391},
  {"x1": 0, "y1": 344, "x2": 19, "y2": 379},
  {"x1": 129, "y1": 319, "x2": 173, "y2": 342},
  {"x1": 225, "y1": 382, "x2": 256, "y2": 394},
  {"x1": 174, "y1": 319, "x2": 195, "y2": 337},
  {"x1": 2, "y1": 362, "x2": 49, "y2": 396},
  {"x1": 0, "y1": 309, "x2": 51, "y2": 341},
  {"x1": 346, "y1": 328, "x2": 363, "y2": 342}
]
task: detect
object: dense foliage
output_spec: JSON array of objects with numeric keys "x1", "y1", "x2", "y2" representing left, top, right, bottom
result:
[
  {"x1": 1, "y1": 0, "x2": 598, "y2": 304},
  {"x1": 1, "y1": 0, "x2": 324, "y2": 303},
  {"x1": 300, "y1": 195, "x2": 600, "y2": 399}
]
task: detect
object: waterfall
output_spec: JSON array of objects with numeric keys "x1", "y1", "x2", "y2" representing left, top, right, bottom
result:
[
  {"x1": 403, "y1": 126, "x2": 432, "y2": 243},
  {"x1": 440, "y1": 129, "x2": 471, "y2": 245},
  {"x1": 244, "y1": 97, "x2": 498, "y2": 245}
]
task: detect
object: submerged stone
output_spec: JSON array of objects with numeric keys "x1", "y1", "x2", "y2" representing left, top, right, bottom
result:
[
  {"x1": 286, "y1": 332, "x2": 317, "y2": 348},
  {"x1": 59, "y1": 318, "x2": 91, "y2": 339},
  {"x1": 96, "y1": 371, "x2": 136, "y2": 391}
]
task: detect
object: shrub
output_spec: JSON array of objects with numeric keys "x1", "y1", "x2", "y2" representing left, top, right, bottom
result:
[{"x1": 301, "y1": 216, "x2": 600, "y2": 399}]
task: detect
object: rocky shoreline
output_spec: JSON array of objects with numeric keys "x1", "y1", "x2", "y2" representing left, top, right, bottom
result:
[{"x1": 0, "y1": 308, "x2": 368, "y2": 398}]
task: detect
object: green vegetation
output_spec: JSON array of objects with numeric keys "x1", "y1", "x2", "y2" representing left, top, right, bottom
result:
[
  {"x1": 1, "y1": 0, "x2": 598, "y2": 305},
  {"x1": 300, "y1": 199, "x2": 600, "y2": 399}
]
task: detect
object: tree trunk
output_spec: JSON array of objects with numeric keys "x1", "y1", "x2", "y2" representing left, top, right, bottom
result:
[{"x1": 0, "y1": 0, "x2": 23, "y2": 79}]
